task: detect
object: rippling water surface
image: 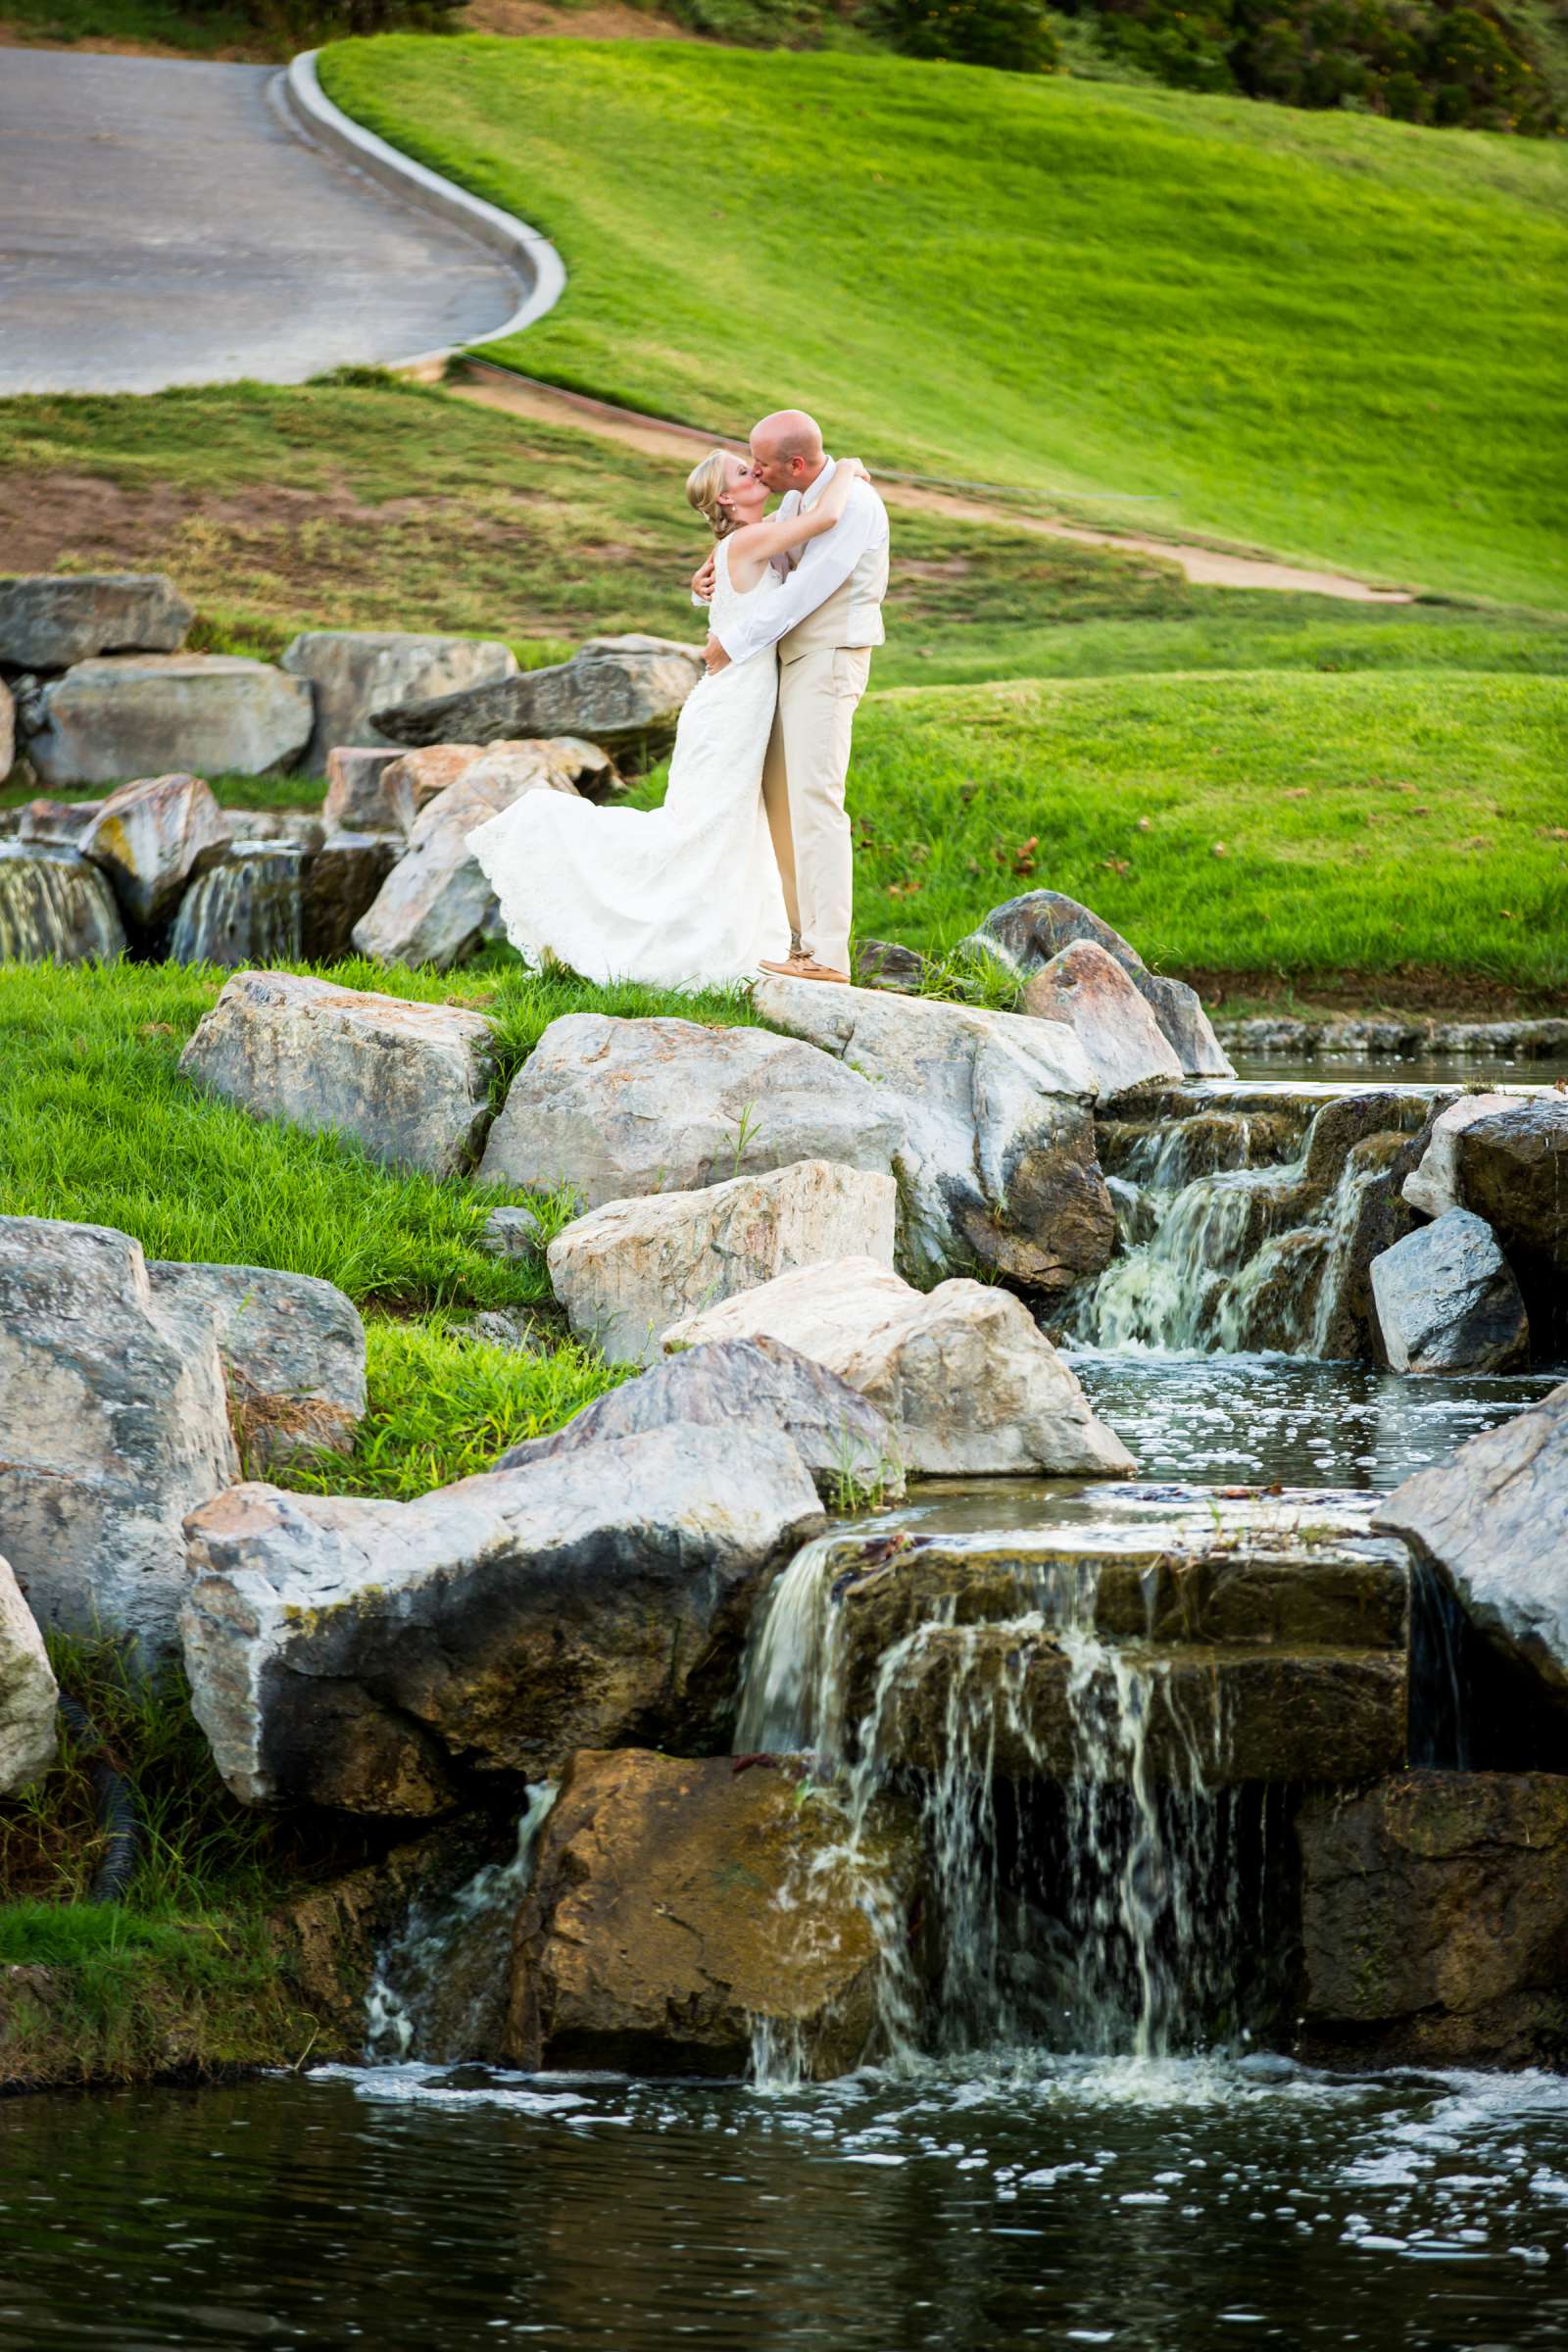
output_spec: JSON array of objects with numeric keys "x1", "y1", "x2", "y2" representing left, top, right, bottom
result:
[{"x1": 3, "y1": 2061, "x2": 1567, "y2": 2348}]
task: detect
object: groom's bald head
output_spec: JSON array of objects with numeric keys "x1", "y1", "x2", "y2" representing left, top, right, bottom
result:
[{"x1": 751, "y1": 409, "x2": 826, "y2": 494}]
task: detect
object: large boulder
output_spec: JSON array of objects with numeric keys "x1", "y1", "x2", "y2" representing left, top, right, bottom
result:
[
  {"x1": 506, "y1": 1747, "x2": 918, "y2": 2078},
  {"x1": 752, "y1": 974, "x2": 1113, "y2": 1296},
  {"x1": 548, "y1": 1159, "x2": 898, "y2": 1367},
  {"x1": 1374, "y1": 1381, "x2": 1568, "y2": 1715},
  {"x1": 663, "y1": 1255, "x2": 1135, "y2": 1479},
  {"x1": 0, "y1": 678, "x2": 12, "y2": 783},
  {"x1": 0, "y1": 842, "x2": 125, "y2": 962},
  {"x1": 147, "y1": 1261, "x2": 366, "y2": 1470},
  {"x1": 1451, "y1": 1097, "x2": 1568, "y2": 1345},
  {"x1": 79, "y1": 771, "x2": 231, "y2": 931},
  {"x1": 478, "y1": 1013, "x2": 904, "y2": 1208},
  {"x1": 350, "y1": 746, "x2": 583, "y2": 971},
  {"x1": 1018, "y1": 939, "x2": 1184, "y2": 1098},
  {"x1": 178, "y1": 970, "x2": 501, "y2": 1179},
  {"x1": 0, "y1": 572, "x2": 191, "y2": 669},
  {"x1": 963, "y1": 889, "x2": 1234, "y2": 1078},
  {"x1": 1298, "y1": 1773, "x2": 1568, "y2": 2068},
  {"x1": 498, "y1": 1336, "x2": 904, "y2": 1500},
  {"x1": 0, "y1": 1218, "x2": 238, "y2": 1660},
  {"x1": 1369, "y1": 1208, "x2": 1529, "y2": 1374},
  {"x1": 179, "y1": 1427, "x2": 824, "y2": 1815},
  {"x1": 321, "y1": 746, "x2": 404, "y2": 835},
  {"x1": 1400, "y1": 1091, "x2": 1517, "y2": 1219},
  {"x1": 0, "y1": 1557, "x2": 58, "y2": 1796},
  {"x1": 280, "y1": 630, "x2": 517, "y2": 774},
  {"x1": 25, "y1": 656, "x2": 313, "y2": 788},
  {"x1": 373, "y1": 634, "x2": 703, "y2": 771}
]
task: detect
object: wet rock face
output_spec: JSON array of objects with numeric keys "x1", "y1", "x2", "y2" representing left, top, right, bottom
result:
[
  {"x1": 146, "y1": 1260, "x2": 367, "y2": 1471},
  {"x1": 179, "y1": 970, "x2": 501, "y2": 1179},
  {"x1": 0, "y1": 843, "x2": 126, "y2": 963},
  {"x1": 498, "y1": 1335, "x2": 904, "y2": 1501},
  {"x1": 1298, "y1": 1773, "x2": 1568, "y2": 2067},
  {"x1": 26, "y1": 657, "x2": 313, "y2": 789},
  {"x1": 79, "y1": 771, "x2": 231, "y2": 932},
  {"x1": 753, "y1": 972, "x2": 1113, "y2": 1297},
  {"x1": 479, "y1": 1012, "x2": 904, "y2": 1210},
  {"x1": 963, "y1": 889, "x2": 1234, "y2": 1078},
  {"x1": 179, "y1": 1427, "x2": 825, "y2": 1816},
  {"x1": 280, "y1": 630, "x2": 517, "y2": 775},
  {"x1": 0, "y1": 1555, "x2": 59, "y2": 1796},
  {"x1": 1370, "y1": 1209, "x2": 1529, "y2": 1374},
  {"x1": 506, "y1": 1748, "x2": 918, "y2": 2078},
  {"x1": 1452, "y1": 1097, "x2": 1568, "y2": 1351},
  {"x1": 373, "y1": 634, "x2": 703, "y2": 772},
  {"x1": 662, "y1": 1254, "x2": 1134, "y2": 1479},
  {"x1": 0, "y1": 1217, "x2": 239, "y2": 1661},
  {"x1": 1375, "y1": 1380, "x2": 1568, "y2": 1719},
  {"x1": 0, "y1": 572, "x2": 192, "y2": 669},
  {"x1": 167, "y1": 844, "x2": 306, "y2": 967},
  {"x1": 547, "y1": 1158, "x2": 898, "y2": 1368}
]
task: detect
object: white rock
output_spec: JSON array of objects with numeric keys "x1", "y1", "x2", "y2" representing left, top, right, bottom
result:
[
  {"x1": 26, "y1": 656, "x2": 313, "y2": 788},
  {"x1": 550, "y1": 1159, "x2": 898, "y2": 1367},
  {"x1": 79, "y1": 770, "x2": 231, "y2": 928},
  {"x1": 351, "y1": 749, "x2": 582, "y2": 970},
  {"x1": 663, "y1": 1255, "x2": 1135, "y2": 1478},
  {"x1": 280, "y1": 629, "x2": 517, "y2": 774},
  {"x1": 178, "y1": 969, "x2": 500, "y2": 1178},
  {"x1": 751, "y1": 976, "x2": 1114, "y2": 1297},
  {"x1": 1019, "y1": 939, "x2": 1184, "y2": 1097},
  {"x1": 1402, "y1": 1093, "x2": 1517, "y2": 1219},
  {"x1": 479, "y1": 1012, "x2": 905, "y2": 1209},
  {"x1": 0, "y1": 1218, "x2": 239, "y2": 1661},
  {"x1": 0, "y1": 1556, "x2": 58, "y2": 1795}
]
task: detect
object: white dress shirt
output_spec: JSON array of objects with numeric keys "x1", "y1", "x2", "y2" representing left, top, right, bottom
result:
[{"x1": 712, "y1": 455, "x2": 891, "y2": 666}]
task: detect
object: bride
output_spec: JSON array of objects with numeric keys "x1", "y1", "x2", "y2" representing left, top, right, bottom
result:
[{"x1": 466, "y1": 450, "x2": 869, "y2": 992}]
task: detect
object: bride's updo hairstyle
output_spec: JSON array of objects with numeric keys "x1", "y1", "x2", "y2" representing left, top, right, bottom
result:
[{"x1": 686, "y1": 450, "x2": 740, "y2": 540}]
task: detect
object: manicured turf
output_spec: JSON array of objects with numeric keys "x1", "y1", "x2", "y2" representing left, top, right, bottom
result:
[{"x1": 320, "y1": 38, "x2": 1568, "y2": 608}]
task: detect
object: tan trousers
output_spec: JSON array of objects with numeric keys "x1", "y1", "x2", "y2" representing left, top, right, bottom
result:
[{"x1": 760, "y1": 645, "x2": 872, "y2": 976}]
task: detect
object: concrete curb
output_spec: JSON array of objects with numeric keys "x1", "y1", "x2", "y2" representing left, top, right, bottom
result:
[{"x1": 276, "y1": 50, "x2": 566, "y2": 375}]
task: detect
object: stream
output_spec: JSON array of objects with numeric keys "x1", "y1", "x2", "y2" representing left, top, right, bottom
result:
[{"x1": 3, "y1": 1052, "x2": 1564, "y2": 2347}]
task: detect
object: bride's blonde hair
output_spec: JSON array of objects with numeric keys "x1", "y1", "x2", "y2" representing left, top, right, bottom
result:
[{"x1": 686, "y1": 449, "x2": 740, "y2": 540}]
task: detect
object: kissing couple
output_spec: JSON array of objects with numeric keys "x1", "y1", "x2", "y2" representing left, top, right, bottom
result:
[{"x1": 467, "y1": 408, "x2": 890, "y2": 991}]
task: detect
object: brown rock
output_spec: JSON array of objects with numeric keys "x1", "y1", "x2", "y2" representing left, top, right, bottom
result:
[
  {"x1": 507, "y1": 1748, "x2": 919, "y2": 2077},
  {"x1": 1298, "y1": 1772, "x2": 1568, "y2": 2067}
]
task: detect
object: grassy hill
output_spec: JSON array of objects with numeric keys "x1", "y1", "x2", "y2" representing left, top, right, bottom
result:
[{"x1": 319, "y1": 38, "x2": 1568, "y2": 609}]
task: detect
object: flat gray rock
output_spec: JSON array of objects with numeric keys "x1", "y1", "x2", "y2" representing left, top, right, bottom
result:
[
  {"x1": 0, "y1": 842, "x2": 125, "y2": 963},
  {"x1": 0, "y1": 572, "x2": 191, "y2": 668},
  {"x1": 281, "y1": 631, "x2": 517, "y2": 776},
  {"x1": 27, "y1": 656, "x2": 313, "y2": 788},
  {"x1": 752, "y1": 975, "x2": 1113, "y2": 1297},
  {"x1": 179, "y1": 1425, "x2": 825, "y2": 1815},
  {"x1": 1369, "y1": 1208, "x2": 1529, "y2": 1373},
  {"x1": 374, "y1": 634, "x2": 703, "y2": 770},
  {"x1": 964, "y1": 889, "x2": 1234, "y2": 1078},
  {"x1": 148, "y1": 1260, "x2": 367, "y2": 1470},
  {"x1": 0, "y1": 1217, "x2": 239, "y2": 1661},
  {"x1": 179, "y1": 969, "x2": 501, "y2": 1178},
  {"x1": 480, "y1": 1012, "x2": 904, "y2": 1209},
  {"x1": 499, "y1": 1334, "x2": 904, "y2": 1500},
  {"x1": 1375, "y1": 1381, "x2": 1568, "y2": 1712}
]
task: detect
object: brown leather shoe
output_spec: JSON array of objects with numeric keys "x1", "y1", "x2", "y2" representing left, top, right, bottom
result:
[
  {"x1": 791, "y1": 959, "x2": 852, "y2": 985},
  {"x1": 759, "y1": 956, "x2": 809, "y2": 976}
]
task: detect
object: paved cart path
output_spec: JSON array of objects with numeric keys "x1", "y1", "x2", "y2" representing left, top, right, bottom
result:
[{"x1": 0, "y1": 51, "x2": 523, "y2": 394}]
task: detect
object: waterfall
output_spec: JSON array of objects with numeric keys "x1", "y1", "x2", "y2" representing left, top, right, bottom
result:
[
  {"x1": 168, "y1": 843, "x2": 306, "y2": 967},
  {"x1": 0, "y1": 842, "x2": 125, "y2": 963}
]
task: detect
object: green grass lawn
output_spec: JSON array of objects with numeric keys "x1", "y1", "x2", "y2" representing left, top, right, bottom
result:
[{"x1": 319, "y1": 38, "x2": 1568, "y2": 609}]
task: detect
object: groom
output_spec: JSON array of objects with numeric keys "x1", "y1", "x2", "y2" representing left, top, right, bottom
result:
[{"x1": 700, "y1": 409, "x2": 890, "y2": 985}]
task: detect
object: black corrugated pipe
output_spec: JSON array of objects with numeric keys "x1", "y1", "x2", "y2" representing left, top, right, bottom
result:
[{"x1": 57, "y1": 1693, "x2": 142, "y2": 1904}]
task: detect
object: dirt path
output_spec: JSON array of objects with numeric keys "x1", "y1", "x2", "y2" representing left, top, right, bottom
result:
[{"x1": 451, "y1": 363, "x2": 1415, "y2": 604}]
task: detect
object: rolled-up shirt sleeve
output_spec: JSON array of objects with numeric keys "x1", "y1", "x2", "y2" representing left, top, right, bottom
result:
[{"x1": 713, "y1": 484, "x2": 884, "y2": 665}]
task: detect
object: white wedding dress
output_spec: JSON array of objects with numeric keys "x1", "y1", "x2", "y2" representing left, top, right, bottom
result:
[{"x1": 467, "y1": 540, "x2": 791, "y2": 990}]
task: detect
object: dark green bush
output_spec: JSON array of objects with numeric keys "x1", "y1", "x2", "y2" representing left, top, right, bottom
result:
[{"x1": 875, "y1": 0, "x2": 1061, "y2": 69}]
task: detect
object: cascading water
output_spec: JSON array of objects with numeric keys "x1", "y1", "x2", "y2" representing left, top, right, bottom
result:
[{"x1": 167, "y1": 841, "x2": 307, "y2": 966}]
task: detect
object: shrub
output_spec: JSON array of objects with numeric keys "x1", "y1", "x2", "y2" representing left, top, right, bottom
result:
[{"x1": 875, "y1": 0, "x2": 1061, "y2": 69}]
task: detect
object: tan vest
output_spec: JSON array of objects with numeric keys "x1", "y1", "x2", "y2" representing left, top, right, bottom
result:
[{"x1": 779, "y1": 533, "x2": 890, "y2": 665}]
